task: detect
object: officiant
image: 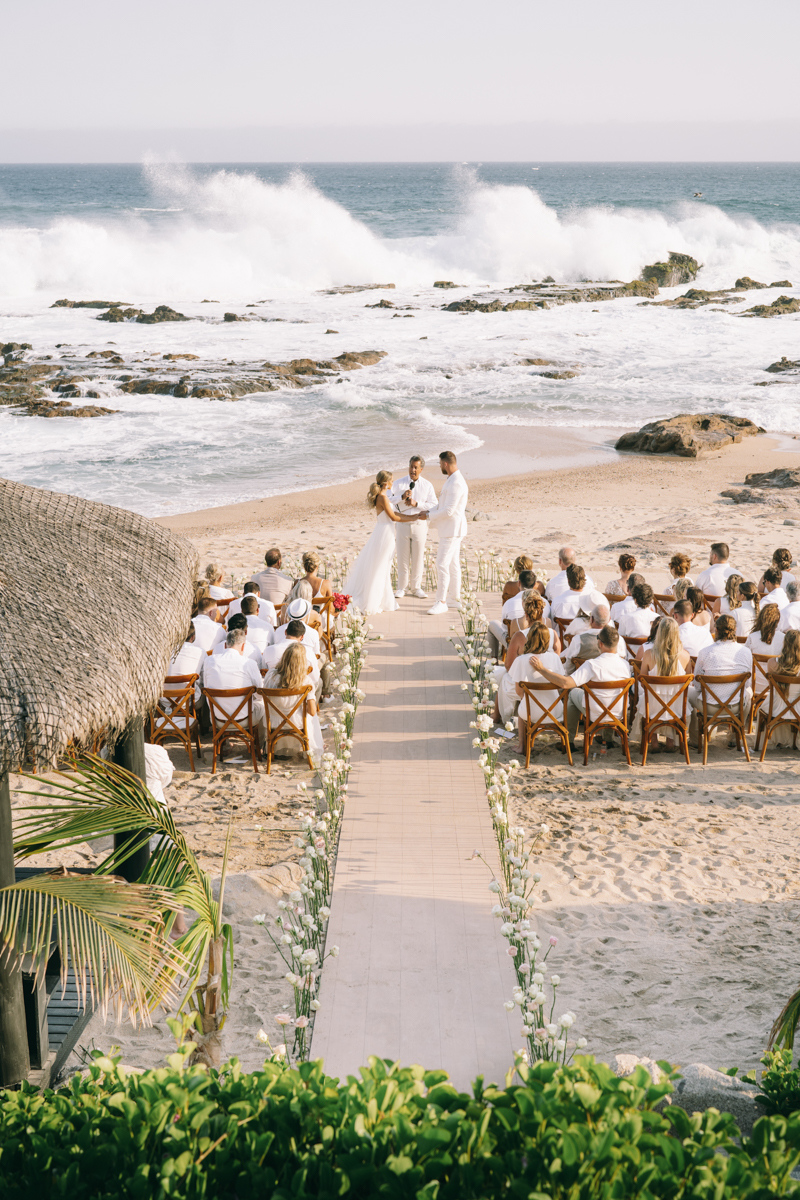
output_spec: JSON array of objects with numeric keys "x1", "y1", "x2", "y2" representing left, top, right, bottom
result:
[{"x1": 390, "y1": 454, "x2": 436, "y2": 598}]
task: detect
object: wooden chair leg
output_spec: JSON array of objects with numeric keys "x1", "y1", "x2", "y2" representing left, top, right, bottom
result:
[
  {"x1": 641, "y1": 720, "x2": 649, "y2": 767},
  {"x1": 524, "y1": 721, "x2": 532, "y2": 768},
  {"x1": 620, "y1": 727, "x2": 632, "y2": 766},
  {"x1": 563, "y1": 729, "x2": 573, "y2": 766},
  {"x1": 740, "y1": 721, "x2": 751, "y2": 763}
]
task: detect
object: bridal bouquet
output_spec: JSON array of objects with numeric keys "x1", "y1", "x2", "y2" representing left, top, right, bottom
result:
[{"x1": 332, "y1": 592, "x2": 351, "y2": 612}]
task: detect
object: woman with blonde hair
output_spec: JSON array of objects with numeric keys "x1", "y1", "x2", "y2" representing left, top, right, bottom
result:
[
  {"x1": 636, "y1": 616, "x2": 692, "y2": 752},
  {"x1": 714, "y1": 574, "x2": 758, "y2": 637},
  {"x1": 343, "y1": 470, "x2": 424, "y2": 613},
  {"x1": 491, "y1": 592, "x2": 560, "y2": 724},
  {"x1": 502, "y1": 555, "x2": 534, "y2": 604},
  {"x1": 302, "y1": 550, "x2": 333, "y2": 602},
  {"x1": 510, "y1": 622, "x2": 564, "y2": 752},
  {"x1": 263, "y1": 642, "x2": 323, "y2": 765},
  {"x1": 763, "y1": 629, "x2": 800, "y2": 746},
  {"x1": 605, "y1": 553, "x2": 637, "y2": 598},
  {"x1": 205, "y1": 563, "x2": 234, "y2": 601}
]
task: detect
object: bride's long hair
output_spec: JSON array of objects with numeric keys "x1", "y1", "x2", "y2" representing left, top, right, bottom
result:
[{"x1": 367, "y1": 470, "x2": 393, "y2": 508}]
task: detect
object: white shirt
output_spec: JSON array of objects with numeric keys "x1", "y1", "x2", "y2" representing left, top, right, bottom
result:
[
  {"x1": 546, "y1": 568, "x2": 596, "y2": 603},
  {"x1": 192, "y1": 613, "x2": 226, "y2": 652},
  {"x1": 509, "y1": 650, "x2": 564, "y2": 719},
  {"x1": 208, "y1": 583, "x2": 234, "y2": 600},
  {"x1": 245, "y1": 614, "x2": 273, "y2": 654},
  {"x1": 677, "y1": 622, "x2": 714, "y2": 655},
  {"x1": 389, "y1": 474, "x2": 437, "y2": 515},
  {"x1": 426, "y1": 469, "x2": 469, "y2": 538},
  {"x1": 694, "y1": 641, "x2": 753, "y2": 704},
  {"x1": 168, "y1": 641, "x2": 205, "y2": 682},
  {"x1": 610, "y1": 595, "x2": 636, "y2": 624},
  {"x1": 261, "y1": 639, "x2": 320, "y2": 684},
  {"x1": 720, "y1": 597, "x2": 758, "y2": 637},
  {"x1": 550, "y1": 590, "x2": 585, "y2": 621},
  {"x1": 780, "y1": 601, "x2": 800, "y2": 632},
  {"x1": 617, "y1": 608, "x2": 656, "y2": 639},
  {"x1": 227, "y1": 596, "x2": 277, "y2": 626},
  {"x1": 212, "y1": 638, "x2": 260, "y2": 663},
  {"x1": 274, "y1": 621, "x2": 320, "y2": 657},
  {"x1": 746, "y1": 629, "x2": 785, "y2": 660},
  {"x1": 203, "y1": 647, "x2": 264, "y2": 714},
  {"x1": 571, "y1": 652, "x2": 632, "y2": 720},
  {"x1": 694, "y1": 562, "x2": 738, "y2": 597},
  {"x1": 763, "y1": 587, "x2": 789, "y2": 611}
]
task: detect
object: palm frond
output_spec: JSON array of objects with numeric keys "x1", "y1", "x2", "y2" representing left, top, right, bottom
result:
[
  {"x1": 770, "y1": 985, "x2": 800, "y2": 1051},
  {"x1": 0, "y1": 874, "x2": 191, "y2": 1025}
]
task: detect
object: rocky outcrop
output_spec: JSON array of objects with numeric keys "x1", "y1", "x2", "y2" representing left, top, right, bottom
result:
[
  {"x1": 640, "y1": 287, "x2": 737, "y2": 310},
  {"x1": 52, "y1": 298, "x2": 129, "y2": 308},
  {"x1": 541, "y1": 369, "x2": 580, "y2": 379},
  {"x1": 97, "y1": 304, "x2": 189, "y2": 323},
  {"x1": 743, "y1": 295, "x2": 800, "y2": 317},
  {"x1": 616, "y1": 413, "x2": 764, "y2": 457},
  {"x1": 1, "y1": 341, "x2": 32, "y2": 359},
  {"x1": 771, "y1": 279, "x2": 794, "y2": 288},
  {"x1": 365, "y1": 298, "x2": 395, "y2": 308},
  {"x1": 734, "y1": 276, "x2": 767, "y2": 290},
  {"x1": 319, "y1": 283, "x2": 395, "y2": 295},
  {"x1": 766, "y1": 357, "x2": 800, "y2": 373},
  {"x1": 444, "y1": 279, "x2": 657, "y2": 314},
  {"x1": 744, "y1": 467, "x2": 800, "y2": 488},
  {"x1": 96, "y1": 306, "x2": 142, "y2": 322},
  {"x1": 224, "y1": 312, "x2": 245, "y2": 322},
  {"x1": 640, "y1": 252, "x2": 699, "y2": 288},
  {"x1": 433, "y1": 281, "x2": 460, "y2": 288}
]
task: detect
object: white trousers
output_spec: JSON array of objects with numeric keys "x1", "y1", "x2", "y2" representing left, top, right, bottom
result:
[
  {"x1": 435, "y1": 535, "x2": 464, "y2": 604},
  {"x1": 395, "y1": 520, "x2": 428, "y2": 591}
]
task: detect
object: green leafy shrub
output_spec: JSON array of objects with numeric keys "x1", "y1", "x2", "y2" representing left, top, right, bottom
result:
[
  {"x1": 752, "y1": 1049, "x2": 800, "y2": 1119},
  {"x1": 2, "y1": 1050, "x2": 800, "y2": 1198}
]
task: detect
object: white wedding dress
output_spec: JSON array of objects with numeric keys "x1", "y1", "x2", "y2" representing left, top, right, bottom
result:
[{"x1": 344, "y1": 508, "x2": 400, "y2": 615}]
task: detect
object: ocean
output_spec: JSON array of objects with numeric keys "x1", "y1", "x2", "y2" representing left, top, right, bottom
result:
[{"x1": 1, "y1": 161, "x2": 799, "y2": 515}]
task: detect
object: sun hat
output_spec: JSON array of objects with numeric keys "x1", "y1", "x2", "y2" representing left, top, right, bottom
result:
[
  {"x1": 579, "y1": 589, "x2": 606, "y2": 615},
  {"x1": 287, "y1": 598, "x2": 311, "y2": 620}
]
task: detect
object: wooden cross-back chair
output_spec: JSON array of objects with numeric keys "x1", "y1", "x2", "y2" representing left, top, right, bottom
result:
[
  {"x1": 749, "y1": 652, "x2": 778, "y2": 732},
  {"x1": 315, "y1": 595, "x2": 338, "y2": 662},
  {"x1": 639, "y1": 674, "x2": 693, "y2": 765},
  {"x1": 202, "y1": 685, "x2": 261, "y2": 773},
  {"x1": 653, "y1": 593, "x2": 674, "y2": 618},
  {"x1": 214, "y1": 596, "x2": 235, "y2": 621},
  {"x1": 702, "y1": 594, "x2": 719, "y2": 613},
  {"x1": 262, "y1": 684, "x2": 314, "y2": 773},
  {"x1": 518, "y1": 682, "x2": 572, "y2": 766},
  {"x1": 604, "y1": 592, "x2": 624, "y2": 609},
  {"x1": 694, "y1": 673, "x2": 752, "y2": 765},
  {"x1": 628, "y1": 658, "x2": 643, "y2": 724},
  {"x1": 149, "y1": 673, "x2": 203, "y2": 770},
  {"x1": 622, "y1": 634, "x2": 648, "y2": 660},
  {"x1": 755, "y1": 673, "x2": 800, "y2": 761},
  {"x1": 554, "y1": 616, "x2": 574, "y2": 648},
  {"x1": 581, "y1": 678, "x2": 634, "y2": 765}
]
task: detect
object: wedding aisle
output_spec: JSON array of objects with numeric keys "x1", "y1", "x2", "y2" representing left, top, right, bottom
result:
[{"x1": 311, "y1": 596, "x2": 517, "y2": 1087}]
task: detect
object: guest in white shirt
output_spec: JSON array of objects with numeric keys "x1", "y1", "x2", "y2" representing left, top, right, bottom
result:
[
  {"x1": 205, "y1": 563, "x2": 234, "y2": 601},
  {"x1": 609, "y1": 573, "x2": 645, "y2": 625},
  {"x1": 203, "y1": 627, "x2": 267, "y2": 747},
  {"x1": 241, "y1": 595, "x2": 273, "y2": 654},
  {"x1": 617, "y1": 583, "x2": 657, "y2": 643},
  {"x1": 262, "y1": 620, "x2": 322, "y2": 699},
  {"x1": 673, "y1": 600, "x2": 714, "y2": 656},
  {"x1": 689, "y1": 615, "x2": 753, "y2": 710},
  {"x1": 694, "y1": 542, "x2": 738, "y2": 598},
  {"x1": 274, "y1": 597, "x2": 321, "y2": 655},
  {"x1": 545, "y1": 546, "x2": 595, "y2": 603},
  {"x1": 488, "y1": 570, "x2": 542, "y2": 658},
  {"x1": 168, "y1": 626, "x2": 206, "y2": 704},
  {"x1": 779, "y1": 582, "x2": 800, "y2": 632},
  {"x1": 759, "y1": 547, "x2": 796, "y2": 596},
  {"x1": 227, "y1": 582, "x2": 277, "y2": 627},
  {"x1": 390, "y1": 455, "x2": 437, "y2": 599},
  {"x1": 262, "y1": 642, "x2": 324, "y2": 766},
  {"x1": 530, "y1": 625, "x2": 632, "y2": 748},
  {"x1": 192, "y1": 597, "x2": 227, "y2": 652},
  {"x1": 761, "y1": 566, "x2": 790, "y2": 612},
  {"x1": 550, "y1": 564, "x2": 593, "y2": 622},
  {"x1": 765, "y1": 630, "x2": 800, "y2": 736},
  {"x1": 211, "y1": 614, "x2": 261, "y2": 662},
  {"x1": 508, "y1": 623, "x2": 564, "y2": 750},
  {"x1": 713, "y1": 574, "x2": 759, "y2": 638}
]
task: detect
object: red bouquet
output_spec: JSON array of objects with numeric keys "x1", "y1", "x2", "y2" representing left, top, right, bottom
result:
[{"x1": 332, "y1": 592, "x2": 351, "y2": 612}]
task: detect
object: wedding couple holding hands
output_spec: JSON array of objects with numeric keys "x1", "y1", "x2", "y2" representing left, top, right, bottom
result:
[{"x1": 343, "y1": 450, "x2": 469, "y2": 616}]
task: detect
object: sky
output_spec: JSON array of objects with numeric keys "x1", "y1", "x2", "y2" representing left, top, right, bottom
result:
[{"x1": 2, "y1": 0, "x2": 799, "y2": 160}]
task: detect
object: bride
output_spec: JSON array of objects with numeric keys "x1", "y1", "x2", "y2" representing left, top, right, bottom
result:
[{"x1": 344, "y1": 470, "x2": 423, "y2": 614}]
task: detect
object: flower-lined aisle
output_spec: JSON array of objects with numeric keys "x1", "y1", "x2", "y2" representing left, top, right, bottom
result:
[
  {"x1": 450, "y1": 582, "x2": 587, "y2": 1068},
  {"x1": 253, "y1": 607, "x2": 371, "y2": 1063}
]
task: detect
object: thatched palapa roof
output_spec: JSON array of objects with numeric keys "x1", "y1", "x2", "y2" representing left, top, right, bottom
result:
[{"x1": 0, "y1": 477, "x2": 198, "y2": 772}]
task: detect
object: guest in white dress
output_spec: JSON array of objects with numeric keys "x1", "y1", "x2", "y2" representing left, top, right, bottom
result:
[
  {"x1": 263, "y1": 642, "x2": 323, "y2": 766},
  {"x1": 344, "y1": 470, "x2": 423, "y2": 614},
  {"x1": 491, "y1": 593, "x2": 558, "y2": 723},
  {"x1": 663, "y1": 553, "x2": 694, "y2": 600},
  {"x1": 205, "y1": 563, "x2": 234, "y2": 601},
  {"x1": 713, "y1": 575, "x2": 758, "y2": 638},
  {"x1": 759, "y1": 548, "x2": 796, "y2": 596},
  {"x1": 509, "y1": 623, "x2": 564, "y2": 750},
  {"x1": 765, "y1": 629, "x2": 800, "y2": 743},
  {"x1": 746, "y1": 603, "x2": 785, "y2": 695},
  {"x1": 604, "y1": 553, "x2": 637, "y2": 598}
]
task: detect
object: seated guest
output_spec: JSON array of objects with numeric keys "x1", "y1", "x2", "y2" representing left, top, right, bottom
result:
[
  {"x1": 663, "y1": 553, "x2": 694, "y2": 597},
  {"x1": 617, "y1": 583, "x2": 657, "y2": 640},
  {"x1": 550, "y1": 564, "x2": 591, "y2": 621},
  {"x1": 636, "y1": 616, "x2": 692, "y2": 751},
  {"x1": 168, "y1": 624, "x2": 205, "y2": 684},
  {"x1": 192, "y1": 597, "x2": 227, "y2": 652},
  {"x1": 212, "y1": 613, "x2": 261, "y2": 662},
  {"x1": 303, "y1": 551, "x2": 333, "y2": 602},
  {"x1": 695, "y1": 542, "x2": 738, "y2": 597},
  {"x1": 604, "y1": 553, "x2": 637, "y2": 598},
  {"x1": 563, "y1": 604, "x2": 626, "y2": 671},
  {"x1": 262, "y1": 619, "x2": 321, "y2": 699},
  {"x1": 529, "y1": 625, "x2": 631, "y2": 751},
  {"x1": 285, "y1": 579, "x2": 323, "y2": 632},
  {"x1": 714, "y1": 575, "x2": 758, "y2": 637},
  {"x1": 228, "y1": 582, "x2": 277, "y2": 627},
  {"x1": 263, "y1": 642, "x2": 323, "y2": 766},
  {"x1": 491, "y1": 593, "x2": 555, "y2": 722},
  {"x1": 502, "y1": 556, "x2": 534, "y2": 605},
  {"x1": 205, "y1": 563, "x2": 234, "y2": 601},
  {"x1": 191, "y1": 580, "x2": 211, "y2": 618},
  {"x1": 779, "y1": 581, "x2": 800, "y2": 632},
  {"x1": 203, "y1": 627, "x2": 267, "y2": 748},
  {"x1": 687, "y1": 586, "x2": 712, "y2": 628},
  {"x1": 689, "y1": 614, "x2": 753, "y2": 712},
  {"x1": 250, "y1": 547, "x2": 293, "y2": 606},
  {"x1": 766, "y1": 629, "x2": 800, "y2": 741},
  {"x1": 672, "y1": 578, "x2": 692, "y2": 603},
  {"x1": 759, "y1": 547, "x2": 796, "y2": 595},
  {"x1": 761, "y1": 566, "x2": 790, "y2": 611},
  {"x1": 609, "y1": 573, "x2": 645, "y2": 624},
  {"x1": 508, "y1": 622, "x2": 564, "y2": 748},
  {"x1": 746, "y1": 601, "x2": 785, "y2": 662},
  {"x1": 274, "y1": 597, "x2": 321, "y2": 656},
  {"x1": 488, "y1": 570, "x2": 545, "y2": 658},
  {"x1": 545, "y1": 546, "x2": 596, "y2": 603},
  {"x1": 241, "y1": 595, "x2": 273, "y2": 654},
  {"x1": 673, "y1": 599, "x2": 713, "y2": 655}
]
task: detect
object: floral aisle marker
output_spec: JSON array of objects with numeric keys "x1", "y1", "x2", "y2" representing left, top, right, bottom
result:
[
  {"x1": 450, "y1": 572, "x2": 586, "y2": 1069},
  {"x1": 253, "y1": 604, "x2": 371, "y2": 1063}
]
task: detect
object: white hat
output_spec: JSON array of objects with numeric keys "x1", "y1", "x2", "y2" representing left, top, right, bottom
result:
[
  {"x1": 579, "y1": 589, "x2": 606, "y2": 615},
  {"x1": 287, "y1": 598, "x2": 311, "y2": 620}
]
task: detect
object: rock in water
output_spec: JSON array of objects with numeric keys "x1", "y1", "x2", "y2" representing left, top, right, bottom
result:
[
  {"x1": 744, "y1": 467, "x2": 800, "y2": 488},
  {"x1": 640, "y1": 252, "x2": 699, "y2": 288},
  {"x1": 766, "y1": 357, "x2": 800, "y2": 373},
  {"x1": 433, "y1": 280, "x2": 460, "y2": 288},
  {"x1": 743, "y1": 295, "x2": 800, "y2": 317},
  {"x1": 615, "y1": 413, "x2": 763, "y2": 457},
  {"x1": 734, "y1": 276, "x2": 767, "y2": 289},
  {"x1": 771, "y1": 279, "x2": 794, "y2": 288},
  {"x1": 137, "y1": 305, "x2": 189, "y2": 324}
]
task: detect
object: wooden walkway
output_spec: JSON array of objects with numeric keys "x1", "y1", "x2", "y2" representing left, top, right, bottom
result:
[{"x1": 312, "y1": 597, "x2": 517, "y2": 1088}]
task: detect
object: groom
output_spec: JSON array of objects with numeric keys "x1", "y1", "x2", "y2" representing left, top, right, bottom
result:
[{"x1": 420, "y1": 450, "x2": 469, "y2": 615}]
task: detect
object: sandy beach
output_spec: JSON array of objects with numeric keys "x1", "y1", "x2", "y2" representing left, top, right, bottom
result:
[{"x1": 15, "y1": 425, "x2": 800, "y2": 1078}]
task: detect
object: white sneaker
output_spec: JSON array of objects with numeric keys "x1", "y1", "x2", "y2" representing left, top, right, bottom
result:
[
  {"x1": 412, "y1": 588, "x2": 428, "y2": 599},
  {"x1": 394, "y1": 589, "x2": 406, "y2": 598},
  {"x1": 427, "y1": 601, "x2": 448, "y2": 615}
]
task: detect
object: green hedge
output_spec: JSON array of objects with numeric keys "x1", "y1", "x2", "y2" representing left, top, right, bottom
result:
[{"x1": 2, "y1": 1052, "x2": 800, "y2": 1198}]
